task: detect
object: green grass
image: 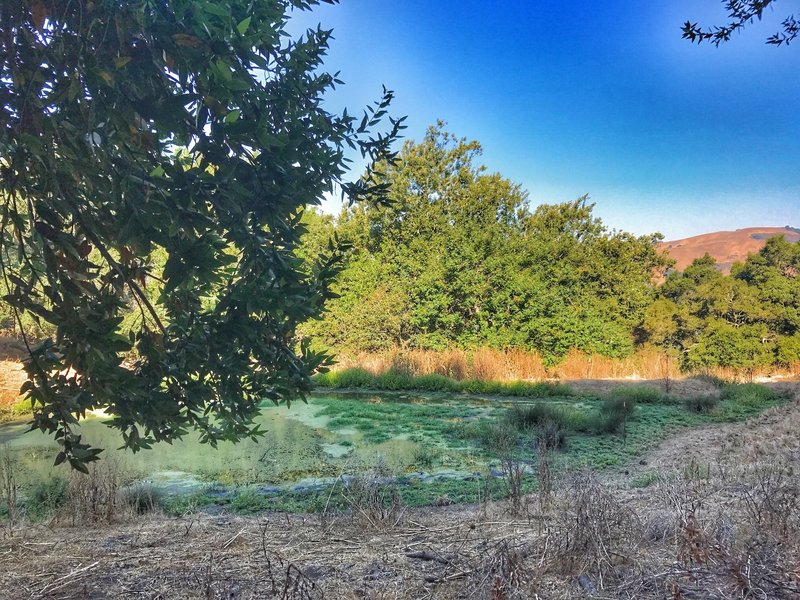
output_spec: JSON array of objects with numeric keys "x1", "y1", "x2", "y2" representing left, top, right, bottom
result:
[
  {"x1": 313, "y1": 368, "x2": 574, "y2": 397},
  {"x1": 0, "y1": 398, "x2": 32, "y2": 423},
  {"x1": 630, "y1": 469, "x2": 661, "y2": 489},
  {"x1": 608, "y1": 384, "x2": 670, "y2": 404},
  {"x1": 314, "y1": 396, "x2": 486, "y2": 444},
  {"x1": 720, "y1": 383, "x2": 781, "y2": 406}
]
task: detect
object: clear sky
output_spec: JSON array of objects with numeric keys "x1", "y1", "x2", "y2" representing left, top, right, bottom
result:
[{"x1": 290, "y1": 0, "x2": 800, "y2": 239}]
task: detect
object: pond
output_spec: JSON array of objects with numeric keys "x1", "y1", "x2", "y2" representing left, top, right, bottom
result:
[{"x1": 0, "y1": 391, "x2": 508, "y2": 502}]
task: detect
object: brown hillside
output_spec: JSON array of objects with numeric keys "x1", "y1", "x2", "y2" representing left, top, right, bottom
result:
[{"x1": 659, "y1": 226, "x2": 800, "y2": 273}]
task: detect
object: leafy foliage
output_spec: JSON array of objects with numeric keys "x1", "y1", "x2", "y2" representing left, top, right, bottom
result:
[
  {"x1": 682, "y1": 1, "x2": 799, "y2": 46},
  {"x1": 641, "y1": 237, "x2": 800, "y2": 375},
  {"x1": 0, "y1": 0, "x2": 403, "y2": 468},
  {"x1": 303, "y1": 124, "x2": 670, "y2": 363}
]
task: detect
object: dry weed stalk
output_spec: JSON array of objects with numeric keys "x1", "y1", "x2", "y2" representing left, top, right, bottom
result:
[
  {"x1": 339, "y1": 464, "x2": 405, "y2": 531},
  {"x1": 554, "y1": 472, "x2": 641, "y2": 589},
  {"x1": 56, "y1": 458, "x2": 145, "y2": 524}
]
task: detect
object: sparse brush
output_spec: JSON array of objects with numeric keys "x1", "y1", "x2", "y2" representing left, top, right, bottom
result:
[
  {"x1": 684, "y1": 395, "x2": 719, "y2": 414},
  {"x1": 505, "y1": 403, "x2": 561, "y2": 430},
  {"x1": 122, "y1": 482, "x2": 164, "y2": 514},
  {"x1": 738, "y1": 461, "x2": 799, "y2": 538},
  {"x1": 536, "y1": 418, "x2": 565, "y2": 452},
  {"x1": 62, "y1": 459, "x2": 131, "y2": 523},
  {"x1": 411, "y1": 444, "x2": 440, "y2": 469},
  {"x1": 25, "y1": 477, "x2": 67, "y2": 520},
  {"x1": 0, "y1": 449, "x2": 17, "y2": 529},
  {"x1": 554, "y1": 471, "x2": 642, "y2": 578},
  {"x1": 340, "y1": 461, "x2": 404, "y2": 530}
]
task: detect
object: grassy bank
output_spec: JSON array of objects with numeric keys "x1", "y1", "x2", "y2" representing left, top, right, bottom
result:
[{"x1": 313, "y1": 367, "x2": 574, "y2": 397}]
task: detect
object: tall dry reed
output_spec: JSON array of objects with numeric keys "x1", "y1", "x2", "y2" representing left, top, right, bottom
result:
[{"x1": 331, "y1": 346, "x2": 794, "y2": 382}]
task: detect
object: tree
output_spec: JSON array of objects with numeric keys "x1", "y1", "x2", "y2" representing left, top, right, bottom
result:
[
  {"x1": 308, "y1": 125, "x2": 670, "y2": 364},
  {"x1": 0, "y1": 0, "x2": 403, "y2": 469},
  {"x1": 683, "y1": 1, "x2": 799, "y2": 46}
]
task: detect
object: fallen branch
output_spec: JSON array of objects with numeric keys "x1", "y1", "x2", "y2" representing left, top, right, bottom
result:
[{"x1": 34, "y1": 561, "x2": 100, "y2": 597}]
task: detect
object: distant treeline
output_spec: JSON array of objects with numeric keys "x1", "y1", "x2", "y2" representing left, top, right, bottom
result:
[
  {"x1": 2, "y1": 124, "x2": 798, "y2": 377},
  {"x1": 299, "y1": 124, "x2": 800, "y2": 376}
]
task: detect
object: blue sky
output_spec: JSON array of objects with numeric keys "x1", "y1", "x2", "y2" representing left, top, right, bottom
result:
[{"x1": 290, "y1": 1, "x2": 799, "y2": 239}]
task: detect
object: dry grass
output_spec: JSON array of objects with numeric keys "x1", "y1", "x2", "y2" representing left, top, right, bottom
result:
[{"x1": 335, "y1": 346, "x2": 798, "y2": 384}]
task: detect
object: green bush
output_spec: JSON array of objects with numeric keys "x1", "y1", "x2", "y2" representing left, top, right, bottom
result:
[
  {"x1": 558, "y1": 406, "x2": 593, "y2": 432},
  {"x1": 504, "y1": 404, "x2": 567, "y2": 450},
  {"x1": 684, "y1": 395, "x2": 719, "y2": 414}
]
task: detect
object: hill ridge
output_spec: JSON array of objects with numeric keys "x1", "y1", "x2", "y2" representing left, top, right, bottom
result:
[{"x1": 659, "y1": 226, "x2": 800, "y2": 273}]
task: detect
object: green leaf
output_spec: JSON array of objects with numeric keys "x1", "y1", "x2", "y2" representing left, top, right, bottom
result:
[
  {"x1": 224, "y1": 109, "x2": 241, "y2": 123},
  {"x1": 236, "y1": 16, "x2": 252, "y2": 35}
]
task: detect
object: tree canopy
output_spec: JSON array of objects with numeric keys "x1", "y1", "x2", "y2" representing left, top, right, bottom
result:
[{"x1": 0, "y1": 0, "x2": 402, "y2": 469}]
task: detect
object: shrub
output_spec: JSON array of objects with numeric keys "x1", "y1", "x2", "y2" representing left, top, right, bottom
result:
[
  {"x1": 475, "y1": 424, "x2": 521, "y2": 456},
  {"x1": 505, "y1": 403, "x2": 562, "y2": 430},
  {"x1": 122, "y1": 482, "x2": 164, "y2": 514},
  {"x1": 558, "y1": 406, "x2": 593, "y2": 433},
  {"x1": 411, "y1": 444, "x2": 440, "y2": 468},
  {"x1": 592, "y1": 395, "x2": 636, "y2": 434},
  {"x1": 684, "y1": 395, "x2": 719, "y2": 414}
]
